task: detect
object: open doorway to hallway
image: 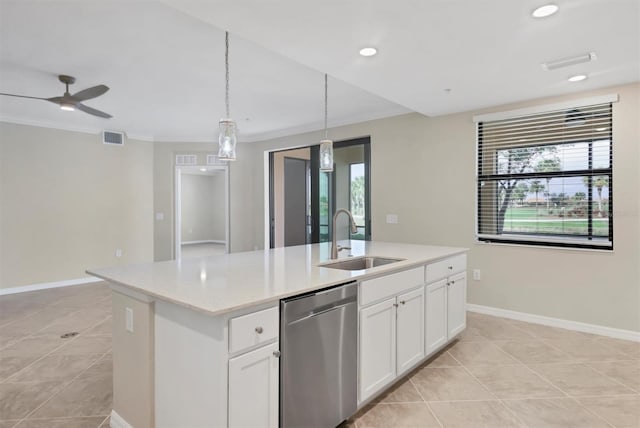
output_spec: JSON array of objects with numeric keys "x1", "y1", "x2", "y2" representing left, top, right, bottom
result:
[{"x1": 174, "y1": 165, "x2": 229, "y2": 259}]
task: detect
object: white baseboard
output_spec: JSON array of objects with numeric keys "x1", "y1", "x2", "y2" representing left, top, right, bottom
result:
[
  {"x1": 467, "y1": 303, "x2": 640, "y2": 342},
  {"x1": 182, "y1": 239, "x2": 225, "y2": 245},
  {"x1": 109, "y1": 410, "x2": 133, "y2": 428},
  {"x1": 0, "y1": 276, "x2": 103, "y2": 296}
]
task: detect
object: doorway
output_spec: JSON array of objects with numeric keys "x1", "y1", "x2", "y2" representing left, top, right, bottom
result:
[
  {"x1": 267, "y1": 137, "x2": 370, "y2": 248},
  {"x1": 174, "y1": 165, "x2": 229, "y2": 259}
]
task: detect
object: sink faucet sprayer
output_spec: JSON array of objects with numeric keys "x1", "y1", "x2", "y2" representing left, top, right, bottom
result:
[{"x1": 331, "y1": 209, "x2": 358, "y2": 259}]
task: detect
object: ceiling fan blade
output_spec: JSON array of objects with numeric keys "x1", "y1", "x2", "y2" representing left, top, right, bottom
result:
[
  {"x1": 71, "y1": 85, "x2": 109, "y2": 102},
  {"x1": 76, "y1": 103, "x2": 112, "y2": 119},
  {"x1": 0, "y1": 93, "x2": 47, "y2": 100},
  {"x1": 46, "y1": 96, "x2": 63, "y2": 104}
]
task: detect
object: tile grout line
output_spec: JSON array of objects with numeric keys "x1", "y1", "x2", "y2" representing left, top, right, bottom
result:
[
  {"x1": 2, "y1": 314, "x2": 112, "y2": 384},
  {"x1": 17, "y1": 349, "x2": 112, "y2": 423},
  {"x1": 448, "y1": 343, "x2": 532, "y2": 428},
  {"x1": 568, "y1": 396, "x2": 617, "y2": 428},
  {"x1": 408, "y1": 373, "x2": 443, "y2": 428}
]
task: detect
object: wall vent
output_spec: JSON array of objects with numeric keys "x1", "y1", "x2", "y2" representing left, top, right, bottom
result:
[
  {"x1": 207, "y1": 154, "x2": 224, "y2": 165},
  {"x1": 175, "y1": 154, "x2": 198, "y2": 166},
  {"x1": 103, "y1": 130, "x2": 124, "y2": 146}
]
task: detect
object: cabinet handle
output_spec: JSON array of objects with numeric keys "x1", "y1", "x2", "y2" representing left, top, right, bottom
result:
[
  {"x1": 451, "y1": 280, "x2": 455, "y2": 284},
  {"x1": 447, "y1": 282, "x2": 450, "y2": 286},
  {"x1": 393, "y1": 303, "x2": 399, "y2": 307},
  {"x1": 273, "y1": 350, "x2": 281, "y2": 358},
  {"x1": 448, "y1": 266, "x2": 453, "y2": 270},
  {"x1": 399, "y1": 300, "x2": 406, "y2": 305},
  {"x1": 255, "y1": 326, "x2": 263, "y2": 334}
]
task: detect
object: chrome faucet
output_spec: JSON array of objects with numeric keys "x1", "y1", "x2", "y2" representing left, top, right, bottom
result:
[{"x1": 331, "y1": 209, "x2": 358, "y2": 259}]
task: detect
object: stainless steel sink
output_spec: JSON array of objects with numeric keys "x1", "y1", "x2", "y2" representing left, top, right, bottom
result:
[{"x1": 319, "y1": 256, "x2": 405, "y2": 271}]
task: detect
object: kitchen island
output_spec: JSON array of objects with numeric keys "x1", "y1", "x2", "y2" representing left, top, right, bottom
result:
[{"x1": 88, "y1": 241, "x2": 468, "y2": 428}]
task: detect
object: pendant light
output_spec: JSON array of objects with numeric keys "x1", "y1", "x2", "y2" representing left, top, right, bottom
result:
[
  {"x1": 319, "y1": 74, "x2": 333, "y2": 172},
  {"x1": 218, "y1": 31, "x2": 237, "y2": 161}
]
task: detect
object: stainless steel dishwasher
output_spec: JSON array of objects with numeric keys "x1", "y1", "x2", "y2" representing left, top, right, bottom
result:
[{"x1": 280, "y1": 281, "x2": 357, "y2": 428}]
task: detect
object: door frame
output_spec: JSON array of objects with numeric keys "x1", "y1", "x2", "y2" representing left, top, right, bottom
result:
[
  {"x1": 174, "y1": 164, "x2": 230, "y2": 259},
  {"x1": 264, "y1": 137, "x2": 371, "y2": 249}
]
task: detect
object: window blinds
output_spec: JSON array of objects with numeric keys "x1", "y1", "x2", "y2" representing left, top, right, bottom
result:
[{"x1": 476, "y1": 102, "x2": 613, "y2": 249}]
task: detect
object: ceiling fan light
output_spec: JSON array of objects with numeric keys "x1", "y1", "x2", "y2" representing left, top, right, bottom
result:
[
  {"x1": 60, "y1": 103, "x2": 75, "y2": 111},
  {"x1": 218, "y1": 119, "x2": 237, "y2": 161}
]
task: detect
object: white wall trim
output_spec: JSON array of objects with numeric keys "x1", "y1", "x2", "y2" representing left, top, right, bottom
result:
[
  {"x1": 181, "y1": 239, "x2": 226, "y2": 245},
  {"x1": 109, "y1": 410, "x2": 133, "y2": 428},
  {"x1": 0, "y1": 276, "x2": 103, "y2": 296},
  {"x1": 472, "y1": 93, "x2": 619, "y2": 122},
  {"x1": 467, "y1": 303, "x2": 640, "y2": 342}
]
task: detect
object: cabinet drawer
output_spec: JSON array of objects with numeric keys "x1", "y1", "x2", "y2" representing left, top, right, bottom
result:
[
  {"x1": 360, "y1": 267, "x2": 424, "y2": 306},
  {"x1": 426, "y1": 254, "x2": 467, "y2": 283},
  {"x1": 229, "y1": 307, "x2": 278, "y2": 354}
]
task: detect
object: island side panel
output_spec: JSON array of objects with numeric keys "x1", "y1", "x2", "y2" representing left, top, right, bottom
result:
[
  {"x1": 155, "y1": 300, "x2": 228, "y2": 428},
  {"x1": 112, "y1": 289, "x2": 155, "y2": 428}
]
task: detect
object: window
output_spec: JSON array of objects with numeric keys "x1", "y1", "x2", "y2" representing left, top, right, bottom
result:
[
  {"x1": 476, "y1": 98, "x2": 614, "y2": 250},
  {"x1": 349, "y1": 163, "x2": 365, "y2": 239}
]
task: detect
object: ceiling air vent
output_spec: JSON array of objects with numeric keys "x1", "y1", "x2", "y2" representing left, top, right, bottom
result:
[
  {"x1": 207, "y1": 154, "x2": 224, "y2": 165},
  {"x1": 103, "y1": 130, "x2": 124, "y2": 146},
  {"x1": 541, "y1": 52, "x2": 597, "y2": 71},
  {"x1": 175, "y1": 154, "x2": 197, "y2": 166}
]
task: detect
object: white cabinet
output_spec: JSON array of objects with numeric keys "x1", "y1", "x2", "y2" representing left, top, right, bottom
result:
[
  {"x1": 396, "y1": 287, "x2": 425, "y2": 375},
  {"x1": 359, "y1": 280, "x2": 425, "y2": 403},
  {"x1": 359, "y1": 298, "x2": 396, "y2": 402},
  {"x1": 228, "y1": 341, "x2": 279, "y2": 428},
  {"x1": 425, "y1": 278, "x2": 448, "y2": 355},
  {"x1": 425, "y1": 255, "x2": 467, "y2": 357},
  {"x1": 447, "y1": 272, "x2": 467, "y2": 338}
]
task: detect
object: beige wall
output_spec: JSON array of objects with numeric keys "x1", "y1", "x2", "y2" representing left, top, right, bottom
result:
[
  {"x1": 180, "y1": 173, "x2": 225, "y2": 242},
  {"x1": 0, "y1": 123, "x2": 154, "y2": 289},
  {"x1": 238, "y1": 83, "x2": 639, "y2": 332}
]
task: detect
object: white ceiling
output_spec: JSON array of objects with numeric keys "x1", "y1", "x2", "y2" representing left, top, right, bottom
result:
[{"x1": 1, "y1": 0, "x2": 638, "y2": 143}]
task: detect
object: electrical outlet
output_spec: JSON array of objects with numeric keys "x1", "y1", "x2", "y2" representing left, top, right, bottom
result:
[
  {"x1": 473, "y1": 269, "x2": 481, "y2": 281},
  {"x1": 386, "y1": 214, "x2": 399, "y2": 224},
  {"x1": 155, "y1": 212, "x2": 164, "y2": 221},
  {"x1": 115, "y1": 248, "x2": 123, "y2": 258},
  {"x1": 125, "y1": 307, "x2": 134, "y2": 332}
]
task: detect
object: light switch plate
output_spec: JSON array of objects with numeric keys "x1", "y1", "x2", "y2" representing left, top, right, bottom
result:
[
  {"x1": 473, "y1": 269, "x2": 481, "y2": 280},
  {"x1": 386, "y1": 214, "x2": 399, "y2": 224},
  {"x1": 155, "y1": 212, "x2": 164, "y2": 221},
  {"x1": 125, "y1": 307, "x2": 134, "y2": 332}
]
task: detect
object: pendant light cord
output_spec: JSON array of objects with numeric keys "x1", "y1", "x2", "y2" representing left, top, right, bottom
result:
[
  {"x1": 324, "y1": 74, "x2": 328, "y2": 139},
  {"x1": 225, "y1": 31, "x2": 230, "y2": 119}
]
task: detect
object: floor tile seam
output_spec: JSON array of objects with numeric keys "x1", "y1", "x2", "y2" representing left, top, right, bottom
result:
[
  {"x1": 408, "y1": 377, "x2": 444, "y2": 428},
  {"x1": 30, "y1": 306, "x2": 107, "y2": 337},
  {"x1": 585, "y1": 362, "x2": 640, "y2": 394},
  {"x1": 448, "y1": 352, "x2": 503, "y2": 401},
  {"x1": 541, "y1": 337, "x2": 630, "y2": 360},
  {"x1": 1, "y1": 327, "x2": 102, "y2": 382},
  {"x1": 18, "y1": 350, "x2": 110, "y2": 420},
  {"x1": 568, "y1": 396, "x2": 617, "y2": 428},
  {"x1": 496, "y1": 350, "x2": 570, "y2": 398}
]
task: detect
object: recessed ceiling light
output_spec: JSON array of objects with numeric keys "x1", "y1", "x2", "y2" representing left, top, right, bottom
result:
[
  {"x1": 359, "y1": 47, "x2": 377, "y2": 57},
  {"x1": 568, "y1": 74, "x2": 587, "y2": 82},
  {"x1": 532, "y1": 4, "x2": 559, "y2": 18},
  {"x1": 200, "y1": 168, "x2": 207, "y2": 172}
]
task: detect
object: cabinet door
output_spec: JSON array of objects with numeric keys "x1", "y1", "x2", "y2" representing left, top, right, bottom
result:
[
  {"x1": 447, "y1": 272, "x2": 467, "y2": 338},
  {"x1": 426, "y1": 279, "x2": 448, "y2": 355},
  {"x1": 396, "y1": 287, "x2": 425, "y2": 375},
  {"x1": 359, "y1": 297, "x2": 396, "y2": 403},
  {"x1": 228, "y1": 342, "x2": 279, "y2": 428}
]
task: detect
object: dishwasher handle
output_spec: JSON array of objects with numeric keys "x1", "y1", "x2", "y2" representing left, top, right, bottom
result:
[{"x1": 287, "y1": 299, "x2": 356, "y2": 326}]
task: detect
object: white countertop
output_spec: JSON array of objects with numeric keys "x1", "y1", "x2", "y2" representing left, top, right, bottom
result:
[{"x1": 87, "y1": 241, "x2": 467, "y2": 316}]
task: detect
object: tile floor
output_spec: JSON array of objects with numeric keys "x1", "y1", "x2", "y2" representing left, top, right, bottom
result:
[{"x1": 1, "y1": 283, "x2": 639, "y2": 427}]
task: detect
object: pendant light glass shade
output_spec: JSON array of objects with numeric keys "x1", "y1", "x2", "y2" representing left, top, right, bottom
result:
[
  {"x1": 319, "y1": 74, "x2": 333, "y2": 172},
  {"x1": 218, "y1": 118, "x2": 237, "y2": 160},
  {"x1": 218, "y1": 31, "x2": 237, "y2": 161},
  {"x1": 319, "y1": 139, "x2": 333, "y2": 171}
]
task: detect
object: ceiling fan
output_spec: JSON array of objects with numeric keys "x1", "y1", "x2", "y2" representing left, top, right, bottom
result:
[{"x1": 0, "y1": 75, "x2": 112, "y2": 118}]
